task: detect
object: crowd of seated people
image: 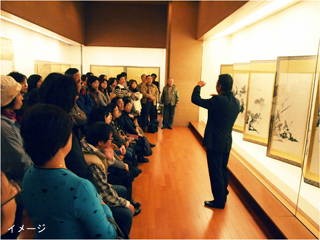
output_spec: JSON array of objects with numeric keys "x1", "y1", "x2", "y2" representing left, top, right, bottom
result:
[{"x1": 1, "y1": 69, "x2": 160, "y2": 239}]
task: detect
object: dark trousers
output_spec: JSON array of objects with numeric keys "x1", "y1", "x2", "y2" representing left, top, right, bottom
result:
[
  {"x1": 110, "y1": 207, "x2": 133, "y2": 239},
  {"x1": 162, "y1": 104, "x2": 175, "y2": 127},
  {"x1": 206, "y1": 148, "x2": 231, "y2": 204},
  {"x1": 140, "y1": 101, "x2": 155, "y2": 129},
  {"x1": 110, "y1": 185, "x2": 133, "y2": 239},
  {"x1": 111, "y1": 185, "x2": 127, "y2": 199}
]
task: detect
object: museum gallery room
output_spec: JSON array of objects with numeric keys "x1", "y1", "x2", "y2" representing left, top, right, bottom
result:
[{"x1": 0, "y1": 0, "x2": 319, "y2": 239}]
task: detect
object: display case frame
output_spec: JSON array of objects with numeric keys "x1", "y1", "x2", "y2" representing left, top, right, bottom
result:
[
  {"x1": 303, "y1": 76, "x2": 319, "y2": 187},
  {"x1": 243, "y1": 60, "x2": 277, "y2": 146},
  {"x1": 232, "y1": 62, "x2": 250, "y2": 133},
  {"x1": 267, "y1": 55, "x2": 318, "y2": 167}
]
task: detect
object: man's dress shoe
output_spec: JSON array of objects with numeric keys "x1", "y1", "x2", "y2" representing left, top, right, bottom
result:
[
  {"x1": 204, "y1": 200, "x2": 225, "y2": 209},
  {"x1": 133, "y1": 208, "x2": 141, "y2": 216}
]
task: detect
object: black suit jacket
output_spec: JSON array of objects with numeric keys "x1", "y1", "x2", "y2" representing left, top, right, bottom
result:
[{"x1": 192, "y1": 86, "x2": 240, "y2": 152}]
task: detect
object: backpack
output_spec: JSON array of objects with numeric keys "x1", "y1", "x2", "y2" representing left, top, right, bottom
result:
[{"x1": 147, "y1": 122, "x2": 158, "y2": 133}]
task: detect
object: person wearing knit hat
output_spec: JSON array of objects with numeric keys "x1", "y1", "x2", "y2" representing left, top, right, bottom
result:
[{"x1": 1, "y1": 75, "x2": 32, "y2": 184}]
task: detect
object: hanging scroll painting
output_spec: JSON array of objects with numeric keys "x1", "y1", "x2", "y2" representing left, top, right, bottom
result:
[
  {"x1": 267, "y1": 55, "x2": 318, "y2": 167},
  {"x1": 243, "y1": 60, "x2": 276, "y2": 146},
  {"x1": 232, "y1": 63, "x2": 249, "y2": 133},
  {"x1": 1, "y1": 37, "x2": 14, "y2": 74}
]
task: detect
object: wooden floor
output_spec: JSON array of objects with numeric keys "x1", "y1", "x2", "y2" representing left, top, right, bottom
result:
[
  {"x1": 18, "y1": 124, "x2": 280, "y2": 239},
  {"x1": 130, "y1": 126, "x2": 278, "y2": 239}
]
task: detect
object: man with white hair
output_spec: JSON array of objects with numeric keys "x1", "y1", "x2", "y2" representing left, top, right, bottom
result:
[{"x1": 160, "y1": 78, "x2": 179, "y2": 130}]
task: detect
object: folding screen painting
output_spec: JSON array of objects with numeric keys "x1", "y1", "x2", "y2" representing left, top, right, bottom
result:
[
  {"x1": 34, "y1": 60, "x2": 71, "y2": 79},
  {"x1": 34, "y1": 60, "x2": 51, "y2": 79},
  {"x1": 304, "y1": 78, "x2": 319, "y2": 187},
  {"x1": 220, "y1": 64, "x2": 234, "y2": 76},
  {"x1": 232, "y1": 63, "x2": 249, "y2": 132},
  {"x1": 90, "y1": 65, "x2": 125, "y2": 79},
  {"x1": 51, "y1": 63, "x2": 72, "y2": 74},
  {"x1": 126, "y1": 67, "x2": 160, "y2": 84},
  {"x1": 267, "y1": 55, "x2": 319, "y2": 167},
  {"x1": 243, "y1": 61, "x2": 276, "y2": 146}
]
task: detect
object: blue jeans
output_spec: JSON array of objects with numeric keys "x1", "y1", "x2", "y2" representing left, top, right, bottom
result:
[
  {"x1": 163, "y1": 104, "x2": 175, "y2": 127},
  {"x1": 111, "y1": 185, "x2": 127, "y2": 198}
]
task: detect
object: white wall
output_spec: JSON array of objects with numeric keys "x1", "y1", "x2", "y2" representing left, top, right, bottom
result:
[
  {"x1": 0, "y1": 17, "x2": 166, "y2": 91},
  {"x1": 0, "y1": 19, "x2": 81, "y2": 77},
  {"x1": 82, "y1": 46, "x2": 166, "y2": 90},
  {"x1": 200, "y1": 0, "x2": 320, "y2": 228},
  {"x1": 229, "y1": 1, "x2": 320, "y2": 63}
]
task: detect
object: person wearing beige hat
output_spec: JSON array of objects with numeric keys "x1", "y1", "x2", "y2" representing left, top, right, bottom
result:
[{"x1": 1, "y1": 75, "x2": 32, "y2": 184}]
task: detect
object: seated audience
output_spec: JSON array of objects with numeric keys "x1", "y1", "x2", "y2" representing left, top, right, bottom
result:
[
  {"x1": 121, "y1": 99, "x2": 143, "y2": 136},
  {"x1": 109, "y1": 103, "x2": 150, "y2": 163},
  {"x1": 27, "y1": 74, "x2": 43, "y2": 92},
  {"x1": 8, "y1": 71, "x2": 29, "y2": 123},
  {"x1": 8, "y1": 71, "x2": 28, "y2": 95},
  {"x1": 20, "y1": 104, "x2": 116, "y2": 239},
  {"x1": 1, "y1": 75, "x2": 32, "y2": 184},
  {"x1": 99, "y1": 75, "x2": 111, "y2": 104},
  {"x1": 81, "y1": 122, "x2": 142, "y2": 237},
  {"x1": 1, "y1": 171, "x2": 24, "y2": 239},
  {"x1": 87, "y1": 76, "x2": 108, "y2": 108},
  {"x1": 107, "y1": 77, "x2": 118, "y2": 100},
  {"x1": 114, "y1": 74, "x2": 130, "y2": 98},
  {"x1": 121, "y1": 72, "x2": 128, "y2": 88},
  {"x1": 22, "y1": 74, "x2": 42, "y2": 117},
  {"x1": 65, "y1": 68, "x2": 93, "y2": 117},
  {"x1": 88, "y1": 106, "x2": 141, "y2": 177},
  {"x1": 38, "y1": 73, "x2": 97, "y2": 188}
]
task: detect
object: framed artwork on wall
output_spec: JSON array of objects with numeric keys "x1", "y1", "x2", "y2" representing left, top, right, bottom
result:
[
  {"x1": 267, "y1": 55, "x2": 319, "y2": 167},
  {"x1": 243, "y1": 60, "x2": 277, "y2": 146},
  {"x1": 232, "y1": 62, "x2": 250, "y2": 133},
  {"x1": 304, "y1": 77, "x2": 319, "y2": 187}
]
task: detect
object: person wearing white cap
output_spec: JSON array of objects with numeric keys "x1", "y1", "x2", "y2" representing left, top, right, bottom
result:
[{"x1": 1, "y1": 75, "x2": 32, "y2": 184}]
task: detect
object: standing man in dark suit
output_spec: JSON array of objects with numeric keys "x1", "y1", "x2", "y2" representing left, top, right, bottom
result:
[{"x1": 191, "y1": 74, "x2": 240, "y2": 209}]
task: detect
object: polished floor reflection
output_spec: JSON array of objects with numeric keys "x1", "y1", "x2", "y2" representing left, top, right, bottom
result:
[
  {"x1": 17, "y1": 125, "x2": 278, "y2": 239},
  {"x1": 130, "y1": 126, "x2": 276, "y2": 239}
]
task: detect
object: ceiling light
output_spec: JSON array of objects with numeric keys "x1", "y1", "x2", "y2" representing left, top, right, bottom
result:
[
  {"x1": 211, "y1": 0, "x2": 296, "y2": 39},
  {"x1": 0, "y1": 15, "x2": 72, "y2": 45}
]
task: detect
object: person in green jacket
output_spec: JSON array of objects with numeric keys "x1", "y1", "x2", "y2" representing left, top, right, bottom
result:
[{"x1": 160, "y1": 78, "x2": 179, "y2": 130}]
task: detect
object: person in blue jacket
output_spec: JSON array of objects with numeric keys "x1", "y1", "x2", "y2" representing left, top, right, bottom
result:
[{"x1": 20, "y1": 104, "x2": 116, "y2": 239}]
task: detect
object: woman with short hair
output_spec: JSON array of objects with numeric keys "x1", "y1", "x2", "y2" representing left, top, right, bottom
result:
[{"x1": 20, "y1": 104, "x2": 116, "y2": 239}]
